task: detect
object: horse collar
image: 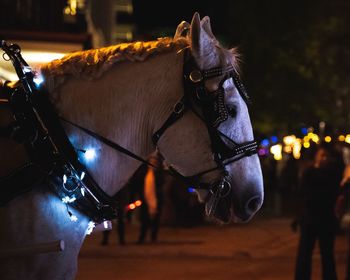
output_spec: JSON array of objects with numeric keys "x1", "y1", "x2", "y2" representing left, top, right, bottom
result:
[{"x1": 0, "y1": 41, "x2": 119, "y2": 223}]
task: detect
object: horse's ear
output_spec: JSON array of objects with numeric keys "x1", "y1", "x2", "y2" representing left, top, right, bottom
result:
[
  {"x1": 174, "y1": 21, "x2": 190, "y2": 39},
  {"x1": 201, "y1": 16, "x2": 215, "y2": 39},
  {"x1": 190, "y1": 12, "x2": 214, "y2": 61}
]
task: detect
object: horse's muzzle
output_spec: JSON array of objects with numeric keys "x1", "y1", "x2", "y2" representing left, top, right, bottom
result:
[{"x1": 205, "y1": 178, "x2": 263, "y2": 224}]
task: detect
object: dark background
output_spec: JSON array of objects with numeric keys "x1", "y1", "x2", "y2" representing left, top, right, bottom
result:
[
  {"x1": 133, "y1": 0, "x2": 350, "y2": 139},
  {"x1": 0, "y1": 0, "x2": 349, "y2": 139}
]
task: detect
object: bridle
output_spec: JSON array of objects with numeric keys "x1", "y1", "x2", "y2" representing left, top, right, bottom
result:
[
  {"x1": 152, "y1": 48, "x2": 258, "y2": 216},
  {"x1": 0, "y1": 40, "x2": 258, "y2": 222}
]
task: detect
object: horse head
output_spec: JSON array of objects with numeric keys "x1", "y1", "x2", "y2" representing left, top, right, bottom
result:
[{"x1": 156, "y1": 13, "x2": 264, "y2": 223}]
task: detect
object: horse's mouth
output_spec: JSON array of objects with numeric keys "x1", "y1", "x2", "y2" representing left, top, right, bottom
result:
[
  {"x1": 204, "y1": 191, "x2": 255, "y2": 224},
  {"x1": 205, "y1": 192, "x2": 233, "y2": 224}
]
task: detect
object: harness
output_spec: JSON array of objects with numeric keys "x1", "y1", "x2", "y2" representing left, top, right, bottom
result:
[{"x1": 0, "y1": 40, "x2": 258, "y2": 222}]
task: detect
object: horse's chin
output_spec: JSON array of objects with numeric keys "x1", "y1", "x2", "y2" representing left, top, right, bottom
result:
[{"x1": 204, "y1": 195, "x2": 254, "y2": 224}]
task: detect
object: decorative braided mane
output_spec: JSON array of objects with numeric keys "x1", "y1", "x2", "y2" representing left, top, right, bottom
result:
[{"x1": 40, "y1": 37, "x2": 189, "y2": 92}]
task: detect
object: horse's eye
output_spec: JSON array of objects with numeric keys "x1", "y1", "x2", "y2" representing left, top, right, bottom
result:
[{"x1": 226, "y1": 105, "x2": 237, "y2": 118}]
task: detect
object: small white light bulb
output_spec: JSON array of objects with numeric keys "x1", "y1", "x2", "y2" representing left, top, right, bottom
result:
[
  {"x1": 84, "y1": 148, "x2": 96, "y2": 161},
  {"x1": 86, "y1": 221, "x2": 95, "y2": 235},
  {"x1": 70, "y1": 215, "x2": 78, "y2": 222},
  {"x1": 33, "y1": 74, "x2": 44, "y2": 86},
  {"x1": 62, "y1": 196, "x2": 76, "y2": 204},
  {"x1": 103, "y1": 221, "x2": 109, "y2": 229},
  {"x1": 23, "y1": 66, "x2": 32, "y2": 73}
]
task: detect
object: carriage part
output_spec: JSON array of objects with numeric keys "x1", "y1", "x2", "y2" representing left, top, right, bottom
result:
[
  {"x1": 92, "y1": 220, "x2": 113, "y2": 232},
  {"x1": 0, "y1": 40, "x2": 35, "y2": 95},
  {"x1": 0, "y1": 240, "x2": 65, "y2": 257}
]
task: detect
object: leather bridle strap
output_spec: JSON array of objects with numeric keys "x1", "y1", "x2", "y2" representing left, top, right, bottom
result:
[
  {"x1": 152, "y1": 97, "x2": 186, "y2": 144},
  {"x1": 60, "y1": 117, "x2": 158, "y2": 169}
]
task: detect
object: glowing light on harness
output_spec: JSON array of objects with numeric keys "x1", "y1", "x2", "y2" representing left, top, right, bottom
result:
[
  {"x1": 23, "y1": 66, "x2": 32, "y2": 73},
  {"x1": 80, "y1": 187, "x2": 85, "y2": 197},
  {"x1": 103, "y1": 221, "x2": 109, "y2": 229},
  {"x1": 33, "y1": 74, "x2": 44, "y2": 86},
  {"x1": 70, "y1": 214, "x2": 78, "y2": 222},
  {"x1": 80, "y1": 171, "x2": 85, "y2": 180},
  {"x1": 63, "y1": 174, "x2": 67, "y2": 184},
  {"x1": 62, "y1": 196, "x2": 76, "y2": 203},
  {"x1": 86, "y1": 221, "x2": 95, "y2": 235},
  {"x1": 84, "y1": 148, "x2": 96, "y2": 161}
]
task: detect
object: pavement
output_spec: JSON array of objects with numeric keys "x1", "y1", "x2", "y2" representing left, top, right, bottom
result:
[{"x1": 77, "y1": 216, "x2": 348, "y2": 280}]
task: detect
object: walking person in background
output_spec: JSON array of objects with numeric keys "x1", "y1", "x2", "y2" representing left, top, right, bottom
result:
[
  {"x1": 137, "y1": 152, "x2": 165, "y2": 244},
  {"x1": 335, "y1": 164, "x2": 350, "y2": 280},
  {"x1": 293, "y1": 144, "x2": 344, "y2": 280}
]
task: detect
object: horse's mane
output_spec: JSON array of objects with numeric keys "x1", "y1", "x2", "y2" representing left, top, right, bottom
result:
[{"x1": 40, "y1": 37, "x2": 189, "y2": 92}]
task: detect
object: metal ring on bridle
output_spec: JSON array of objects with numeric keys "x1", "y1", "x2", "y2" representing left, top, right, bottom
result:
[
  {"x1": 63, "y1": 175, "x2": 80, "y2": 193},
  {"x1": 189, "y1": 70, "x2": 203, "y2": 83},
  {"x1": 218, "y1": 179, "x2": 231, "y2": 198},
  {"x1": 2, "y1": 52, "x2": 10, "y2": 61}
]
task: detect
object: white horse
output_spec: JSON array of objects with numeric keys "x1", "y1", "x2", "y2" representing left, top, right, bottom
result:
[{"x1": 0, "y1": 13, "x2": 263, "y2": 279}]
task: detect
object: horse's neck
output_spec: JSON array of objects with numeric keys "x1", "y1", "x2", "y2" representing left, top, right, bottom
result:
[{"x1": 51, "y1": 51, "x2": 183, "y2": 195}]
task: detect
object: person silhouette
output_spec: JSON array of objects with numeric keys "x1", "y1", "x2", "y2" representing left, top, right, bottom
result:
[
  {"x1": 335, "y1": 164, "x2": 350, "y2": 280},
  {"x1": 137, "y1": 152, "x2": 164, "y2": 243},
  {"x1": 293, "y1": 144, "x2": 344, "y2": 280}
]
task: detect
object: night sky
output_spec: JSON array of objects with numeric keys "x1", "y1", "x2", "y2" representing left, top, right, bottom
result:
[{"x1": 132, "y1": 0, "x2": 227, "y2": 36}]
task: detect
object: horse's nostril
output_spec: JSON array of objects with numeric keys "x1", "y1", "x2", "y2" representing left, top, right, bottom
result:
[{"x1": 245, "y1": 195, "x2": 261, "y2": 214}]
